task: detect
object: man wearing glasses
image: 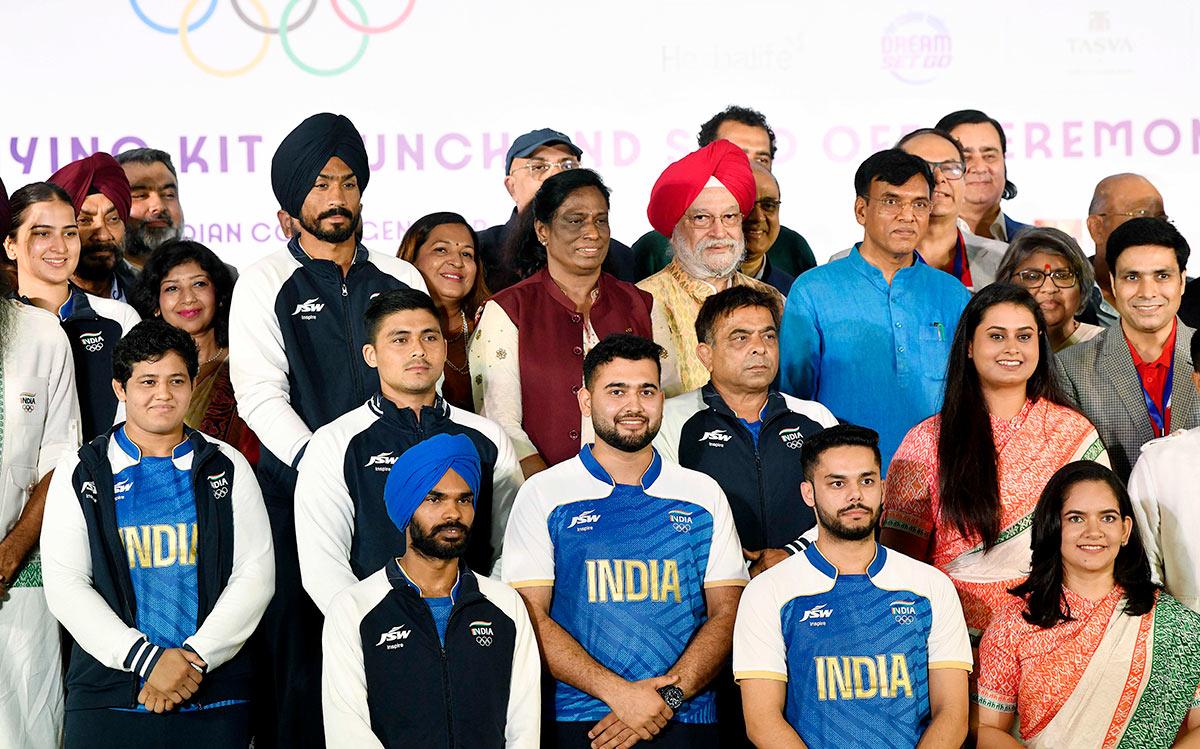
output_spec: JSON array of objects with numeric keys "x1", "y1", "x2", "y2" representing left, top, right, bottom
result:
[
  {"x1": 637, "y1": 141, "x2": 783, "y2": 398},
  {"x1": 1082, "y1": 173, "x2": 1169, "y2": 327},
  {"x1": 740, "y1": 164, "x2": 796, "y2": 295},
  {"x1": 477, "y1": 128, "x2": 637, "y2": 288},
  {"x1": 780, "y1": 149, "x2": 971, "y2": 473}
]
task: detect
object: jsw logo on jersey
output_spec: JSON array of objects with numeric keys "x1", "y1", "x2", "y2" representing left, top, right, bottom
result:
[
  {"x1": 375, "y1": 625, "x2": 412, "y2": 649},
  {"x1": 113, "y1": 479, "x2": 134, "y2": 497},
  {"x1": 800, "y1": 603, "x2": 833, "y2": 624},
  {"x1": 568, "y1": 509, "x2": 600, "y2": 531},
  {"x1": 292, "y1": 298, "x2": 325, "y2": 318},
  {"x1": 365, "y1": 452, "x2": 399, "y2": 471},
  {"x1": 699, "y1": 429, "x2": 732, "y2": 444}
]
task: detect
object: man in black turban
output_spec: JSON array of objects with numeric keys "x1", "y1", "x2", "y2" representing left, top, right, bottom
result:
[
  {"x1": 230, "y1": 113, "x2": 426, "y2": 749},
  {"x1": 270, "y1": 113, "x2": 370, "y2": 253}
]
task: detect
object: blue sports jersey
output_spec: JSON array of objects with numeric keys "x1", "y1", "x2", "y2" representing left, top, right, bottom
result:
[
  {"x1": 734, "y1": 543, "x2": 971, "y2": 748},
  {"x1": 112, "y1": 428, "x2": 199, "y2": 653},
  {"x1": 504, "y1": 446, "x2": 748, "y2": 723}
]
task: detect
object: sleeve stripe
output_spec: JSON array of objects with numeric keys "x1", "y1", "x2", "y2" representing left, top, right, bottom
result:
[
  {"x1": 734, "y1": 671, "x2": 788, "y2": 683},
  {"x1": 508, "y1": 579, "x2": 555, "y2": 589},
  {"x1": 704, "y1": 579, "x2": 749, "y2": 588},
  {"x1": 929, "y1": 660, "x2": 973, "y2": 672},
  {"x1": 124, "y1": 638, "x2": 149, "y2": 670}
]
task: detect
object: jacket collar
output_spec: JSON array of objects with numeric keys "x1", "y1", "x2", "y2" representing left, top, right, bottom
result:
[
  {"x1": 386, "y1": 557, "x2": 480, "y2": 606},
  {"x1": 368, "y1": 392, "x2": 450, "y2": 432},
  {"x1": 112, "y1": 425, "x2": 196, "y2": 472},
  {"x1": 287, "y1": 235, "x2": 369, "y2": 269},
  {"x1": 700, "y1": 382, "x2": 787, "y2": 421}
]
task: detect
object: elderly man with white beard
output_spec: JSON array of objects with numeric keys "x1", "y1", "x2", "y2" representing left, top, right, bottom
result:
[{"x1": 637, "y1": 141, "x2": 783, "y2": 398}]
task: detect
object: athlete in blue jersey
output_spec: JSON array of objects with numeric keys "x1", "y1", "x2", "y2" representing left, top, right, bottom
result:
[
  {"x1": 41, "y1": 320, "x2": 273, "y2": 748},
  {"x1": 504, "y1": 334, "x2": 748, "y2": 748},
  {"x1": 734, "y1": 425, "x2": 971, "y2": 749}
]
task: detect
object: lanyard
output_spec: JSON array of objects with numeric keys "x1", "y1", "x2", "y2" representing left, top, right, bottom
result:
[
  {"x1": 1140, "y1": 352, "x2": 1175, "y2": 437},
  {"x1": 952, "y1": 232, "x2": 972, "y2": 288}
]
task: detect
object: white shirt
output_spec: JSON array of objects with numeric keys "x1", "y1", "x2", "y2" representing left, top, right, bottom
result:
[{"x1": 1129, "y1": 427, "x2": 1200, "y2": 613}]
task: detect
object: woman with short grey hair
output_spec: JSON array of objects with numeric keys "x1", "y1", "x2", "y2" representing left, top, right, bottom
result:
[{"x1": 997, "y1": 227, "x2": 1103, "y2": 351}]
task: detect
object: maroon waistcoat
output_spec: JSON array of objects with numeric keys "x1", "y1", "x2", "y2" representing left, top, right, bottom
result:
[{"x1": 492, "y1": 269, "x2": 654, "y2": 466}]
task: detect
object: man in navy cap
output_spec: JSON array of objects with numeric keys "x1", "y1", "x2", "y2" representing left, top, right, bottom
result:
[
  {"x1": 478, "y1": 128, "x2": 638, "y2": 288},
  {"x1": 321, "y1": 433, "x2": 540, "y2": 748}
]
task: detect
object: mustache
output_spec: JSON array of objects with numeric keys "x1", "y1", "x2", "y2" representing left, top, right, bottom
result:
[
  {"x1": 318, "y1": 207, "x2": 355, "y2": 221},
  {"x1": 81, "y1": 241, "x2": 121, "y2": 255},
  {"x1": 431, "y1": 521, "x2": 469, "y2": 535},
  {"x1": 838, "y1": 503, "x2": 873, "y2": 516}
]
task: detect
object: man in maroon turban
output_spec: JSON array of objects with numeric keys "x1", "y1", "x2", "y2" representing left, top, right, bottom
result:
[
  {"x1": 48, "y1": 152, "x2": 138, "y2": 301},
  {"x1": 637, "y1": 141, "x2": 783, "y2": 396}
]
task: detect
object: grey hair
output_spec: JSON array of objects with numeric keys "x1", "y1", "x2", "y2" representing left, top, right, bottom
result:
[{"x1": 996, "y1": 227, "x2": 1096, "y2": 315}]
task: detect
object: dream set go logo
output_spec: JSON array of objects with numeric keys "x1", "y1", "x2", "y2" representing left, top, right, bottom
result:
[{"x1": 129, "y1": 0, "x2": 415, "y2": 78}]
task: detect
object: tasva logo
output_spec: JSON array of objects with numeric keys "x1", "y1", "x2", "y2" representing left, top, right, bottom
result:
[{"x1": 881, "y1": 12, "x2": 952, "y2": 85}]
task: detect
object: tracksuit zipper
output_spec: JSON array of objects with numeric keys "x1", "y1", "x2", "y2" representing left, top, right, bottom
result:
[{"x1": 337, "y1": 270, "x2": 364, "y2": 399}]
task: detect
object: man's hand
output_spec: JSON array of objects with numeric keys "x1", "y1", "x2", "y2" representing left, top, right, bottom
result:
[
  {"x1": 588, "y1": 712, "x2": 641, "y2": 749},
  {"x1": 600, "y1": 674, "x2": 678, "y2": 741},
  {"x1": 145, "y1": 648, "x2": 204, "y2": 705},
  {"x1": 137, "y1": 683, "x2": 177, "y2": 714},
  {"x1": 744, "y1": 548, "x2": 789, "y2": 578}
]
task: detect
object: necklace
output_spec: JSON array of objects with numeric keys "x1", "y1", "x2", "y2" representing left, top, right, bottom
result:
[
  {"x1": 201, "y1": 346, "x2": 226, "y2": 367},
  {"x1": 444, "y1": 310, "x2": 470, "y2": 375}
]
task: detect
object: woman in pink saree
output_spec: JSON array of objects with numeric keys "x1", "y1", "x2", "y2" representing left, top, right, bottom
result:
[{"x1": 975, "y1": 461, "x2": 1200, "y2": 748}]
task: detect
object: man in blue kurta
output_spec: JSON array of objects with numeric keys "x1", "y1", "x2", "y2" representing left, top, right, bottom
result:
[{"x1": 779, "y1": 150, "x2": 970, "y2": 472}]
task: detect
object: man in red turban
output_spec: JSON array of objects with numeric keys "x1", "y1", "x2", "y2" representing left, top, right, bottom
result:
[
  {"x1": 48, "y1": 152, "x2": 138, "y2": 301},
  {"x1": 637, "y1": 141, "x2": 783, "y2": 396}
]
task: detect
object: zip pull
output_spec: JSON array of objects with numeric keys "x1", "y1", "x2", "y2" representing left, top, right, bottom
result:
[{"x1": 341, "y1": 283, "x2": 348, "y2": 297}]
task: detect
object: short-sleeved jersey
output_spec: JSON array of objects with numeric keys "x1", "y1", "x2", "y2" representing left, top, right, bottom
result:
[
  {"x1": 503, "y1": 446, "x2": 748, "y2": 723},
  {"x1": 733, "y1": 542, "x2": 972, "y2": 748}
]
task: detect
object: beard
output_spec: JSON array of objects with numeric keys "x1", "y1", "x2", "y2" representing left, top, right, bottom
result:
[
  {"x1": 299, "y1": 207, "x2": 360, "y2": 244},
  {"x1": 670, "y1": 229, "x2": 745, "y2": 280},
  {"x1": 126, "y1": 215, "x2": 183, "y2": 260},
  {"x1": 74, "y1": 240, "x2": 122, "y2": 281},
  {"x1": 814, "y1": 499, "x2": 880, "y2": 542},
  {"x1": 593, "y1": 409, "x2": 660, "y2": 453},
  {"x1": 409, "y1": 518, "x2": 471, "y2": 560}
]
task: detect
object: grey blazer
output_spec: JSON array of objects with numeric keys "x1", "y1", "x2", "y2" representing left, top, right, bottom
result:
[{"x1": 1054, "y1": 322, "x2": 1199, "y2": 481}]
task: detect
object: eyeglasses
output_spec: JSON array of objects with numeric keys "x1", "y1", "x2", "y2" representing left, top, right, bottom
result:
[
  {"x1": 511, "y1": 159, "x2": 580, "y2": 179},
  {"x1": 1013, "y1": 268, "x2": 1078, "y2": 289},
  {"x1": 685, "y1": 211, "x2": 743, "y2": 229},
  {"x1": 860, "y1": 196, "x2": 932, "y2": 217},
  {"x1": 1092, "y1": 210, "x2": 1172, "y2": 224},
  {"x1": 925, "y1": 160, "x2": 965, "y2": 180},
  {"x1": 752, "y1": 199, "x2": 782, "y2": 215}
]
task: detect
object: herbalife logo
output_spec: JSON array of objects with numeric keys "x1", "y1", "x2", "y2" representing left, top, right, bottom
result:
[
  {"x1": 568, "y1": 509, "x2": 600, "y2": 531},
  {"x1": 376, "y1": 624, "x2": 411, "y2": 649},
  {"x1": 365, "y1": 452, "x2": 399, "y2": 472},
  {"x1": 292, "y1": 298, "x2": 325, "y2": 317},
  {"x1": 800, "y1": 604, "x2": 833, "y2": 625}
]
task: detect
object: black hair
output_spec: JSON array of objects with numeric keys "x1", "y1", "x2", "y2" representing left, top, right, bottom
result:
[
  {"x1": 4, "y1": 182, "x2": 74, "y2": 240},
  {"x1": 694, "y1": 285, "x2": 781, "y2": 345},
  {"x1": 115, "y1": 147, "x2": 178, "y2": 178},
  {"x1": 800, "y1": 425, "x2": 881, "y2": 483},
  {"x1": 1193, "y1": 324, "x2": 1200, "y2": 373},
  {"x1": 1009, "y1": 461, "x2": 1158, "y2": 628},
  {"x1": 697, "y1": 105, "x2": 778, "y2": 159},
  {"x1": 131, "y1": 240, "x2": 236, "y2": 347},
  {"x1": 853, "y1": 149, "x2": 935, "y2": 199},
  {"x1": 397, "y1": 211, "x2": 490, "y2": 318},
  {"x1": 895, "y1": 127, "x2": 966, "y2": 164},
  {"x1": 938, "y1": 283, "x2": 1072, "y2": 548},
  {"x1": 1104, "y1": 216, "x2": 1190, "y2": 276},
  {"x1": 113, "y1": 318, "x2": 199, "y2": 386},
  {"x1": 934, "y1": 109, "x2": 1017, "y2": 200},
  {"x1": 363, "y1": 287, "x2": 441, "y2": 343},
  {"x1": 500, "y1": 168, "x2": 611, "y2": 288},
  {"x1": 582, "y1": 333, "x2": 663, "y2": 390}
]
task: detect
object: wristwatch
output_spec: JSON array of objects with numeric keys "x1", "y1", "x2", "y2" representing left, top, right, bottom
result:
[{"x1": 657, "y1": 685, "x2": 685, "y2": 710}]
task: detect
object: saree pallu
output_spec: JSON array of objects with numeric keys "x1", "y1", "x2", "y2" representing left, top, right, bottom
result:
[
  {"x1": 883, "y1": 398, "x2": 1108, "y2": 639},
  {"x1": 977, "y1": 588, "x2": 1200, "y2": 748},
  {"x1": 187, "y1": 356, "x2": 259, "y2": 465}
]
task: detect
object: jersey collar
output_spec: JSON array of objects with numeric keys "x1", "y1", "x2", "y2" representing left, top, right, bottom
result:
[
  {"x1": 804, "y1": 540, "x2": 888, "y2": 580},
  {"x1": 389, "y1": 558, "x2": 465, "y2": 603},
  {"x1": 113, "y1": 425, "x2": 195, "y2": 471},
  {"x1": 578, "y1": 443, "x2": 663, "y2": 490}
]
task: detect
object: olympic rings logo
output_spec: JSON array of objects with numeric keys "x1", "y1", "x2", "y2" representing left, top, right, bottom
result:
[{"x1": 129, "y1": 0, "x2": 416, "y2": 77}]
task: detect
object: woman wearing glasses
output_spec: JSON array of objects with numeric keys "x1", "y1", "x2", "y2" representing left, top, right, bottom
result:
[
  {"x1": 881, "y1": 283, "x2": 1109, "y2": 645},
  {"x1": 470, "y1": 169, "x2": 653, "y2": 477},
  {"x1": 997, "y1": 227, "x2": 1103, "y2": 351}
]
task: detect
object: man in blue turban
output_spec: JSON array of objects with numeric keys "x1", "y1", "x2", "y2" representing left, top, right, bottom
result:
[{"x1": 320, "y1": 432, "x2": 543, "y2": 747}]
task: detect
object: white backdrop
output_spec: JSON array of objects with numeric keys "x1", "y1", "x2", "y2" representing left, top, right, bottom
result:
[{"x1": 2, "y1": 0, "x2": 1197, "y2": 270}]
